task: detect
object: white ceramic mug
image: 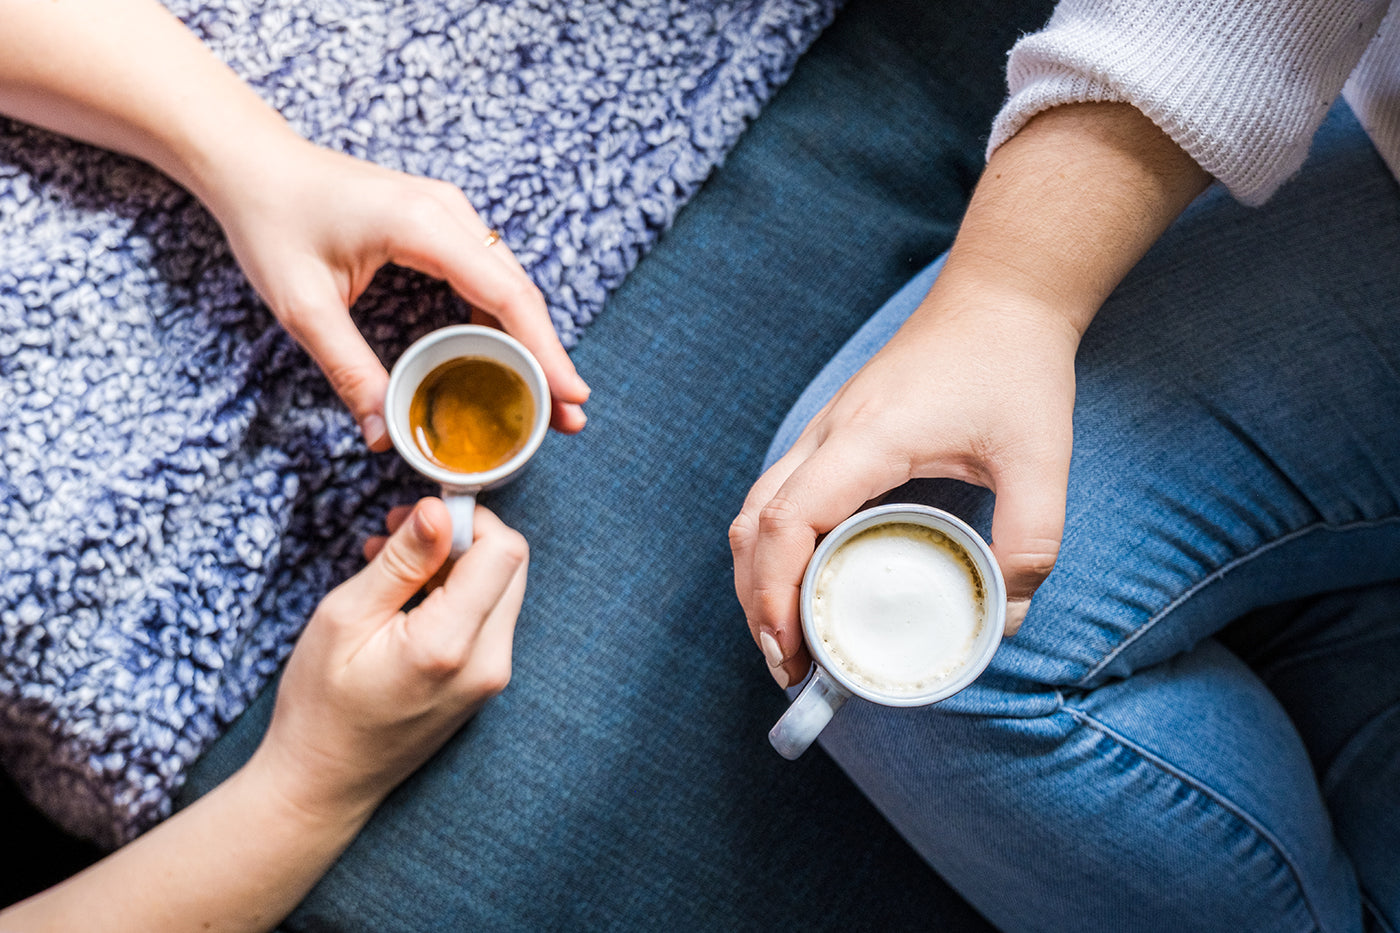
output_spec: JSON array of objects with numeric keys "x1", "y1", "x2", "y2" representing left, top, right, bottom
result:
[
  {"x1": 769, "y1": 504, "x2": 1007, "y2": 760},
  {"x1": 384, "y1": 325, "x2": 550, "y2": 556}
]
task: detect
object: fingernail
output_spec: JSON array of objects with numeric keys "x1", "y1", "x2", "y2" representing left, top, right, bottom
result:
[
  {"x1": 759, "y1": 631, "x2": 784, "y2": 669},
  {"x1": 361, "y1": 413, "x2": 387, "y2": 447},
  {"x1": 1005, "y1": 597, "x2": 1031, "y2": 636},
  {"x1": 760, "y1": 632, "x2": 791, "y2": 689},
  {"x1": 411, "y1": 505, "x2": 436, "y2": 542}
]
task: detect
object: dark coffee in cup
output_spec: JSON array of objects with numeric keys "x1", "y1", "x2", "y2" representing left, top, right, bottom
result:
[{"x1": 407, "y1": 356, "x2": 534, "y2": 474}]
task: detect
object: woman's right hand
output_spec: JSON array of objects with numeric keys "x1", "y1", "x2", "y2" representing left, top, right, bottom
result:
[
  {"x1": 730, "y1": 103, "x2": 1213, "y2": 690},
  {"x1": 730, "y1": 281, "x2": 1081, "y2": 689},
  {"x1": 1, "y1": 0, "x2": 591, "y2": 451},
  {"x1": 1, "y1": 497, "x2": 528, "y2": 933},
  {"x1": 252, "y1": 497, "x2": 528, "y2": 821}
]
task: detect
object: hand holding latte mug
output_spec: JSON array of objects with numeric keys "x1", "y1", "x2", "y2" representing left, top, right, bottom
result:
[{"x1": 767, "y1": 505, "x2": 1006, "y2": 759}]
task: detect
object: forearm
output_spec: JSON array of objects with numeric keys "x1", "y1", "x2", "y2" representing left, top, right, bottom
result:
[
  {"x1": 0, "y1": 0, "x2": 300, "y2": 215},
  {"x1": 0, "y1": 750, "x2": 375, "y2": 933},
  {"x1": 917, "y1": 102, "x2": 1211, "y2": 337}
]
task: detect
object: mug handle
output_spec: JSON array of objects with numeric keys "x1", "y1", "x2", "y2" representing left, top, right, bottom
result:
[
  {"x1": 768, "y1": 665, "x2": 851, "y2": 760},
  {"x1": 441, "y1": 488, "x2": 477, "y2": 558}
]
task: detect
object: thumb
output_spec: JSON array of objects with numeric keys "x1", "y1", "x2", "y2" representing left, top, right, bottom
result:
[
  {"x1": 989, "y1": 459, "x2": 1069, "y2": 636},
  {"x1": 278, "y1": 280, "x2": 392, "y2": 451},
  {"x1": 334, "y1": 498, "x2": 454, "y2": 622}
]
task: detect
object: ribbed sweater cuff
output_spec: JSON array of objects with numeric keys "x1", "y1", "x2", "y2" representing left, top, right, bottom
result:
[{"x1": 986, "y1": 0, "x2": 1389, "y2": 206}]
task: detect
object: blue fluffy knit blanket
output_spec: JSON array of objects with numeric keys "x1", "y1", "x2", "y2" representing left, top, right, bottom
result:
[{"x1": 0, "y1": 0, "x2": 838, "y2": 847}]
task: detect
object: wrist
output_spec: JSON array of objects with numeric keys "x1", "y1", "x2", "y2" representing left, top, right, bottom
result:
[
  {"x1": 159, "y1": 111, "x2": 307, "y2": 221},
  {"x1": 900, "y1": 260, "x2": 1091, "y2": 361},
  {"x1": 239, "y1": 740, "x2": 384, "y2": 841},
  {"x1": 927, "y1": 250, "x2": 1100, "y2": 340}
]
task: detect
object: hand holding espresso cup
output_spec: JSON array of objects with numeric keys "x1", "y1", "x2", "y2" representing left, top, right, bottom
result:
[
  {"x1": 264, "y1": 496, "x2": 527, "y2": 820},
  {"x1": 386, "y1": 325, "x2": 551, "y2": 556},
  {"x1": 766, "y1": 505, "x2": 1006, "y2": 759},
  {"x1": 195, "y1": 139, "x2": 591, "y2": 446}
]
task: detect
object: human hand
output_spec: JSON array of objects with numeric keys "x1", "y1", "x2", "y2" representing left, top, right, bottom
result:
[
  {"x1": 196, "y1": 133, "x2": 590, "y2": 449},
  {"x1": 729, "y1": 282, "x2": 1079, "y2": 689},
  {"x1": 730, "y1": 104, "x2": 1213, "y2": 691},
  {"x1": 362, "y1": 502, "x2": 450, "y2": 588},
  {"x1": 251, "y1": 497, "x2": 527, "y2": 821}
]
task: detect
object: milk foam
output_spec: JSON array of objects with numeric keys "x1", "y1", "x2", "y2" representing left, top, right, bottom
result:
[{"x1": 811, "y1": 523, "x2": 984, "y2": 697}]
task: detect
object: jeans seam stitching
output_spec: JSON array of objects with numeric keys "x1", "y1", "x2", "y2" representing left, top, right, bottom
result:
[
  {"x1": 1061, "y1": 702, "x2": 1328, "y2": 933},
  {"x1": 1077, "y1": 515, "x2": 1400, "y2": 688}
]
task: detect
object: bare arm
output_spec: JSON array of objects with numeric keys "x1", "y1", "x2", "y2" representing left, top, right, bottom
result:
[
  {"x1": 0, "y1": 0, "x2": 589, "y2": 440},
  {"x1": 732, "y1": 102, "x2": 1210, "y2": 686},
  {"x1": 3, "y1": 756, "x2": 371, "y2": 932},
  {"x1": 0, "y1": 0, "x2": 288, "y2": 202},
  {"x1": 947, "y1": 102, "x2": 1211, "y2": 334}
]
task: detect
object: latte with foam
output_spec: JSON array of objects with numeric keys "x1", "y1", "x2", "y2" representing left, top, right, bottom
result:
[{"x1": 811, "y1": 522, "x2": 986, "y2": 698}]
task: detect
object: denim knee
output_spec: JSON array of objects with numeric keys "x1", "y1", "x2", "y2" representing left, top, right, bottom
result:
[{"x1": 818, "y1": 637, "x2": 1362, "y2": 932}]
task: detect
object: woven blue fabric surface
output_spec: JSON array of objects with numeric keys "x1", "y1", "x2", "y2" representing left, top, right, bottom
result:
[{"x1": 0, "y1": 0, "x2": 838, "y2": 847}]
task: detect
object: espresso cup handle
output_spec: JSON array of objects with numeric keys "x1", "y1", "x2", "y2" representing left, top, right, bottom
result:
[
  {"x1": 768, "y1": 665, "x2": 851, "y2": 760},
  {"x1": 441, "y1": 488, "x2": 477, "y2": 558}
]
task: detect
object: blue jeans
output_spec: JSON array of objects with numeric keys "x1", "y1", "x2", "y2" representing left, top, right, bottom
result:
[
  {"x1": 766, "y1": 104, "x2": 1400, "y2": 933},
  {"x1": 178, "y1": 0, "x2": 1054, "y2": 929}
]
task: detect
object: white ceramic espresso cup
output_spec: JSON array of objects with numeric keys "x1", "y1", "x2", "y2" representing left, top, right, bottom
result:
[
  {"x1": 384, "y1": 325, "x2": 550, "y2": 557},
  {"x1": 769, "y1": 503, "x2": 1007, "y2": 760}
]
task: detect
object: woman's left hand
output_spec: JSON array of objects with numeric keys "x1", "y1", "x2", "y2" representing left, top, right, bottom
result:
[
  {"x1": 2, "y1": 0, "x2": 587, "y2": 450},
  {"x1": 199, "y1": 133, "x2": 590, "y2": 448}
]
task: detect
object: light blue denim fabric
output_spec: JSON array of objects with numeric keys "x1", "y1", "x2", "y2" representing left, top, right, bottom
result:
[{"x1": 765, "y1": 103, "x2": 1400, "y2": 933}]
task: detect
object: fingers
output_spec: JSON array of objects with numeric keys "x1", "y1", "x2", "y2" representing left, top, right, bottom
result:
[
  {"x1": 732, "y1": 434, "x2": 907, "y2": 689},
  {"x1": 730, "y1": 414, "x2": 839, "y2": 614},
  {"x1": 469, "y1": 306, "x2": 587, "y2": 433},
  {"x1": 389, "y1": 187, "x2": 590, "y2": 430},
  {"x1": 401, "y1": 506, "x2": 528, "y2": 682},
  {"x1": 988, "y1": 452, "x2": 1070, "y2": 636},
  {"x1": 451, "y1": 555, "x2": 527, "y2": 698},
  {"x1": 363, "y1": 505, "x2": 414, "y2": 561},
  {"x1": 278, "y1": 272, "x2": 393, "y2": 451},
  {"x1": 363, "y1": 536, "x2": 385, "y2": 562},
  {"x1": 549, "y1": 396, "x2": 588, "y2": 434},
  {"x1": 332, "y1": 498, "x2": 453, "y2": 624},
  {"x1": 365, "y1": 504, "x2": 447, "y2": 591},
  {"x1": 383, "y1": 504, "x2": 414, "y2": 533},
  {"x1": 730, "y1": 394, "x2": 842, "y2": 621}
]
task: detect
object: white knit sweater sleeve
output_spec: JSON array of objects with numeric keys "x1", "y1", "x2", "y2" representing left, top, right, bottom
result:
[
  {"x1": 986, "y1": 0, "x2": 1392, "y2": 205},
  {"x1": 1344, "y1": 5, "x2": 1400, "y2": 180}
]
